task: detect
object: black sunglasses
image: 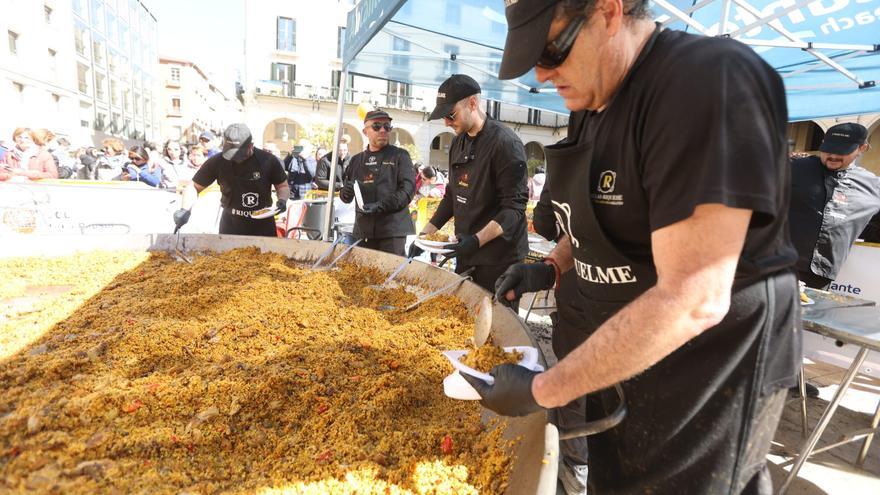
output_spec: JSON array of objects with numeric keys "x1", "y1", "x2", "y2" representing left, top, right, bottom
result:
[
  {"x1": 370, "y1": 122, "x2": 393, "y2": 132},
  {"x1": 536, "y1": 15, "x2": 586, "y2": 69},
  {"x1": 443, "y1": 109, "x2": 458, "y2": 122}
]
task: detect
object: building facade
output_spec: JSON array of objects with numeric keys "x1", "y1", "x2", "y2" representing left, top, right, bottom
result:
[
  {"x1": 242, "y1": 0, "x2": 566, "y2": 171},
  {"x1": 159, "y1": 57, "x2": 243, "y2": 145},
  {"x1": 0, "y1": 0, "x2": 160, "y2": 147}
]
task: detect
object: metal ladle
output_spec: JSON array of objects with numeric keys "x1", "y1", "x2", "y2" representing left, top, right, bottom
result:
[{"x1": 379, "y1": 267, "x2": 475, "y2": 312}]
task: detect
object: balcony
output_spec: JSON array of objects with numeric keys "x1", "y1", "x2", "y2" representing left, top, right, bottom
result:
[{"x1": 254, "y1": 80, "x2": 426, "y2": 112}]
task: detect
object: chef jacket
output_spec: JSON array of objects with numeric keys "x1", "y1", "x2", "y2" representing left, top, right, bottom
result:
[
  {"x1": 789, "y1": 156, "x2": 880, "y2": 280},
  {"x1": 342, "y1": 144, "x2": 415, "y2": 239},
  {"x1": 428, "y1": 118, "x2": 529, "y2": 266}
]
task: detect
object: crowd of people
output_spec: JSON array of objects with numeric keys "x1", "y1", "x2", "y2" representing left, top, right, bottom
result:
[{"x1": 0, "y1": 127, "x2": 225, "y2": 187}]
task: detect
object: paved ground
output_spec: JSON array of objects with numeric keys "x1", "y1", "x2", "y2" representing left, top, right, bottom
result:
[{"x1": 517, "y1": 295, "x2": 880, "y2": 494}]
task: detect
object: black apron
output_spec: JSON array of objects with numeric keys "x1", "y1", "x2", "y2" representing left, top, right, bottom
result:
[
  {"x1": 217, "y1": 161, "x2": 277, "y2": 237},
  {"x1": 545, "y1": 118, "x2": 797, "y2": 494}
]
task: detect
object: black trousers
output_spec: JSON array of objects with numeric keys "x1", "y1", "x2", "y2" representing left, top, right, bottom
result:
[
  {"x1": 797, "y1": 269, "x2": 832, "y2": 290},
  {"x1": 360, "y1": 237, "x2": 406, "y2": 256}
]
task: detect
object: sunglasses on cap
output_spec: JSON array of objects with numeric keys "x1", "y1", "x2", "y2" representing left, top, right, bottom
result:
[
  {"x1": 536, "y1": 15, "x2": 586, "y2": 70},
  {"x1": 370, "y1": 122, "x2": 393, "y2": 132}
]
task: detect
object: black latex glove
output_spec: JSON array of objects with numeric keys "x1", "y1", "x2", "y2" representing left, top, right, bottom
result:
[
  {"x1": 275, "y1": 198, "x2": 287, "y2": 214},
  {"x1": 407, "y1": 242, "x2": 424, "y2": 259},
  {"x1": 339, "y1": 184, "x2": 355, "y2": 203},
  {"x1": 172, "y1": 208, "x2": 191, "y2": 233},
  {"x1": 461, "y1": 364, "x2": 544, "y2": 417},
  {"x1": 359, "y1": 202, "x2": 380, "y2": 215},
  {"x1": 494, "y1": 262, "x2": 556, "y2": 308},
  {"x1": 445, "y1": 233, "x2": 480, "y2": 259}
]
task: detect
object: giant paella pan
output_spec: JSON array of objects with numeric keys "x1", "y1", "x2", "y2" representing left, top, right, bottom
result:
[{"x1": 0, "y1": 234, "x2": 564, "y2": 494}]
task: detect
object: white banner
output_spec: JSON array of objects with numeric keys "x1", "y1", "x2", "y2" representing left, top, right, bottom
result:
[{"x1": 0, "y1": 180, "x2": 222, "y2": 236}]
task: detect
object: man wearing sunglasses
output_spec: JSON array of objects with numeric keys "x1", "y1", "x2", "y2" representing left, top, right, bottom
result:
[
  {"x1": 339, "y1": 110, "x2": 416, "y2": 255},
  {"x1": 411, "y1": 74, "x2": 529, "y2": 294},
  {"x1": 462, "y1": 1, "x2": 800, "y2": 494}
]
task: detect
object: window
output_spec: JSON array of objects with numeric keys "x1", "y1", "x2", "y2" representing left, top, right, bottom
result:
[
  {"x1": 392, "y1": 36, "x2": 410, "y2": 68},
  {"x1": 443, "y1": 43, "x2": 458, "y2": 74},
  {"x1": 387, "y1": 80, "x2": 412, "y2": 109},
  {"x1": 79, "y1": 100, "x2": 92, "y2": 128},
  {"x1": 528, "y1": 108, "x2": 542, "y2": 125},
  {"x1": 171, "y1": 97, "x2": 180, "y2": 113},
  {"x1": 276, "y1": 17, "x2": 295, "y2": 51},
  {"x1": 95, "y1": 72, "x2": 107, "y2": 101},
  {"x1": 111, "y1": 111, "x2": 121, "y2": 134},
  {"x1": 108, "y1": 49, "x2": 119, "y2": 75},
  {"x1": 271, "y1": 62, "x2": 295, "y2": 97},
  {"x1": 110, "y1": 78, "x2": 119, "y2": 106},
  {"x1": 445, "y1": 2, "x2": 461, "y2": 24},
  {"x1": 331, "y1": 70, "x2": 354, "y2": 101},
  {"x1": 93, "y1": 37, "x2": 106, "y2": 67},
  {"x1": 95, "y1": 109, "x2": 108, "y2": 131},
  {"x1": 44, "y1": 5, "x2": 53, "y2": 23},
  {"x1": 8, "y1": 31, "x2": 18, "y2": 55},
  {"x1": 337, "y1": 27, "x2": 345, "y2": 59},
  {"x1": 77, "y1": 63, "x2": 91, "y2": 94},
  {"x1": 486, "y1": 100, "x2": 500, "y2": 119},
  {"x1": 106, "y1": 10, "x2": 118, "y2": 46},
  {"x1": 431, "y1": 135, "x2": 441, "y2": 150},
  {"x1": 91, "y1": 0, "x2": 105, "y2": 33},
  {"x1": 123, "y1": 118, "x2": 132, "y2": 138},
  {"x1": 48, "y1": 49, "x2": 57, "y2": 78},
  {"x1": 52, "y1": 93, "x2": 61, "y2": 112},
  {"x1": 75, "y1": 24, "x2": 90, "y2": 58},
  {"x1": 73, "y1": 0, "x2": 88, "y2": 20},
  {"x1": 170, "y1": 67, "x2": 180, "y2": 82},
  {"x1": 119, "y1": 23, "x2": 129, "y2": 53},
  {"x1": 123, "y1": 88, "x2": 131, "y2": 112}
]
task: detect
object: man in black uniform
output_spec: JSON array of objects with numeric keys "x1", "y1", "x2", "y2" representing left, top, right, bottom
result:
[
  {"x1": 338, "y1": 110, "x2": 415, "y2": 255},
  {"x1": 789, "y1": 123, "x2": 880, "y2": 289},
  {"x1": 173, "y1": 123, "x2": 289, "y2": 237},
  {"x1": 410, "y1": 74, "x2": 529, "y2": 293},
  {"x1": 463, "y1": 2, "x2": 801, "y2": 494}
]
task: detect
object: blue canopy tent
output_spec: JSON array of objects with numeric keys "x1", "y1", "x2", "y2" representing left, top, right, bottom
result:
[{"x1": 320, "y1": 0, "x2": 880, "y2": 237}]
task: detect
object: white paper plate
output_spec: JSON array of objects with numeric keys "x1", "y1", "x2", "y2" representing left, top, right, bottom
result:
[
  {"x1": 353, "y1": 181, "x2": 364, "y2": 209},
  {"x1": 250, "y1": 207, "x2": 278, "y2": 219},
  {"x1": 442, "y1": 346, "x2": 544, "y2": 400},
  {"x1": 413, "y1": 238, "x2": 454, "y2": 254},
  {"x1": 416, "y1": 234, "x2": 456, "y2": 248}
]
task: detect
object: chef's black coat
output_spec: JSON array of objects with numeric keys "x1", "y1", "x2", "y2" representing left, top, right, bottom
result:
[
  {"x1": 789, "y1": 155, "x2": 880, "y2": 281},
  {"x1": 342, "y1": 144, "x2": 415, "y2": 239},
  {"x1": 428, "y1": 118, "x2": 529, "y2": 266}
]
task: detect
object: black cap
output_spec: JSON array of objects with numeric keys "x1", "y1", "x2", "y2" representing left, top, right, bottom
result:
[
  {"x1": 499, "y1": 0, "x2": 559, "y2": 80},
  {"x1": 819, "y1": 123, "x2": 868, "y2": 155},
  {"x1": 364, "y1": 109, "x2": 392, "y2": 122},
  {"x1": 428, "y1": 74, "x2": 482, "y2": 120},
  {"x1": 221, "y1": 123, "x2": 253, "y2": 162}
]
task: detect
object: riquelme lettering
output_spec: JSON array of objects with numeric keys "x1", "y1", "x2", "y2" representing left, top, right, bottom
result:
[{"x1": 574, "y1": 259, "x2": 637, "y2": 284}]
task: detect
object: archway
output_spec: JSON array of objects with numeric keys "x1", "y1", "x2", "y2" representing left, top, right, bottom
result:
[
  {"x1": 429, "y1": 132, "x2": 455, "y2": 172},
  {"x1": 342, "y1": 123, "x2": 364, "y2": 152},
  {"x1": 390, "y1": 127, "x2": 414, "y2": 148},
  {"x1": 524, "y1": 141, "x2": 546, "y2": 175},
  {"x1": 262, "y1": 118, "x2": 305, "y2": 155},
  {"x1": 787, "y1": 121, "x2": 824, "y2": 153}
]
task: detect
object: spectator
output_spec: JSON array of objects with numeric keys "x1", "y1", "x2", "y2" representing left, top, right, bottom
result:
[
  {"x1": 285, "y1": 144, "x2": 312, "y2": 200},
  {"x1": 119, "y1": 146, "x2": 161, "y2": 187},
  {"x1": 188, "y1": 144, "x2": 208, "y2": 169},
  {"x1": 413, "y1": 166, "x2": 446, "y2": 200},
  {"x1": 298, "y1": 139, "x2": 318, "y2": 180},
  {"x1": 1, "y1": 128, "x2": 58, "y2": 180},
  {"x1": 94, "y1": 138, "x2": 126, "y2": 181},
  {"x1": 528, "y1": 166, "x2": 546, "y2": 201},
  {"x1": 158, "y1": 139, "x2": 194, "y2": 187},
  {"x1": 199, "y1": 131, "x2": 221, "y2": 157},
  {"x1": 314, "y1": 141, "x2": 349, "y2": 190},
  {"x1": 49, "y1": 136, "x2": 76, "y2": 178}
]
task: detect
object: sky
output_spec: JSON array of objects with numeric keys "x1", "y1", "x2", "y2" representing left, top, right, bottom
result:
[{"x1": 144, "y1": 0, "x2": 245, "y2": 97}]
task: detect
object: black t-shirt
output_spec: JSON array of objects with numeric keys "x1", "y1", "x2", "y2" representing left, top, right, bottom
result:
[
  {"x1": 569, "y1": 28, "x2": 797, "y2": 282},
  {"x1": 193, "y1": 148, "x2": 287, "y2": 210}
]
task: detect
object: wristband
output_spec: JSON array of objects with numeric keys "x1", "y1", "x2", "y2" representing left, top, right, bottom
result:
[{"x1": 542, "y1": 257, "x2": 561, "y2": 291}]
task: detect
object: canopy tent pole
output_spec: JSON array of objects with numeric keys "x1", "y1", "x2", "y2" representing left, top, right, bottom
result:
[
  {"x1": 321, "y1": 68, "x2": 348, "y2": 241},
  {"x1": 719, "y1": 0, "x2": 731, "y2": 34},
  {"x1": 653, "y1": 0, "x2": 710, "y2": 34}
]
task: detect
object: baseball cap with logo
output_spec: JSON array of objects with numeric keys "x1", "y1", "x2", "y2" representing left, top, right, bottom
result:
[
  {"x1": 819, "y1": 123, "x2": 868, "y2": 155},
  {"x1": 499, "y1": 0, "x2": 560, "y2": 80},
  {"x1": 221, "y1": 123, "x2": 253, "y2": 162},
  {"x1": 364, "y1": 109, "x2": 392, "y2": 123},
  {"x1": 428, "y1": 74, "x2": 482, "y2": 120}
]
